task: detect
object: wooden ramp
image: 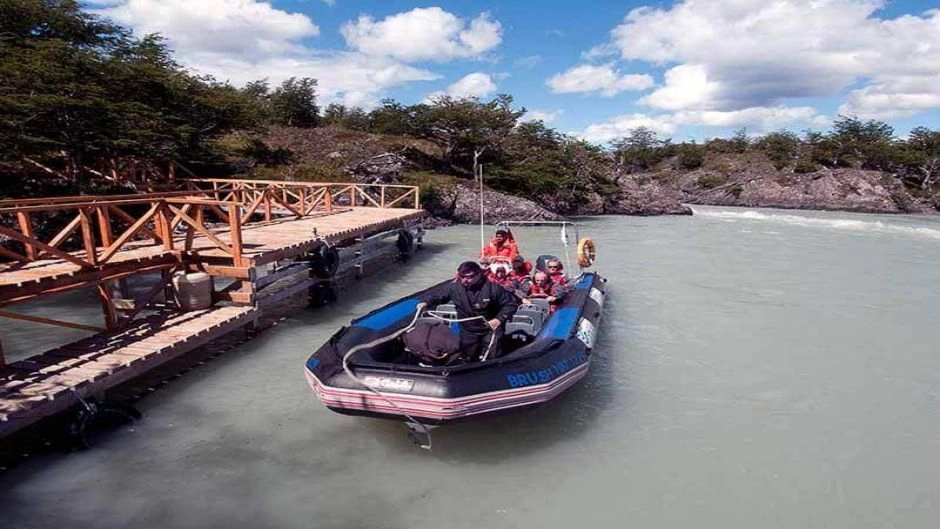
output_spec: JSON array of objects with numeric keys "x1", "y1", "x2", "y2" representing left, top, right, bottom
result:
[{"x1": 0, "y1": 305, "x2": 258, "y2": 438}]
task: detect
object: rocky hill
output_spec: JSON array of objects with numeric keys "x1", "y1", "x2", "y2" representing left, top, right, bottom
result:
[{"x1": 241, "y1": 127, "x2": 937, "y2": 223}]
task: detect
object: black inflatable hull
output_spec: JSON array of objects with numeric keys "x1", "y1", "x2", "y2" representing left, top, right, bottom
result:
[{"x1": 305, "y1": 272, "x2": 606, "y2": 423}]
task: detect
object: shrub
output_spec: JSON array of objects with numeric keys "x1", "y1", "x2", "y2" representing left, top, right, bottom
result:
[{"x1": 697, "y1": 174, "x2": 728, "y2": 189}]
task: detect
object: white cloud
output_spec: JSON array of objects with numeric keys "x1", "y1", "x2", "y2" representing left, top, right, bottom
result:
[
  {"x1": 424, "y1": 72, "x2": 497, "y2": 101},
  {"x1": 92, "y1": 1, "x2": 464, "y2": 107},
  {"x1": 524, "y1": 109, "x2": 564, "y2": 123},
  {"x1": 446, "y1": 72, "x2": 497, "y2": 98},
  {"x1": 96, "y1": 0, "x2": 318, "y2": 60},
  {"x1": 597, "y1": 1, "x2": 940, "y2": 118},
  {"x1": 576, "y1": 105, "x2": 829, "y2": 143},
  {"x1": 840, "y1": 75, "x2": 940, "y2": 119},
  {"x1": 341, "y1": 8, "x2": 502, "y2": 63},
  {"x1": 547, "y1": 63, "x2": 654, "y2": 97},
  {"x1": 578, "y1": 113, "x2": 677, "y2": 143}
]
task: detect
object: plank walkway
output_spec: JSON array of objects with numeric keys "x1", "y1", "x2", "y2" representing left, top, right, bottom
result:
[{"x1": 0, "y1": 305, "x2": 258, "y2": 438}]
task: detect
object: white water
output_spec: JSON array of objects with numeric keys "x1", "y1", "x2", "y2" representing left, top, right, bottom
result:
[{"x1": 689, "y1": 205, "x2": 940, "y2": 241}]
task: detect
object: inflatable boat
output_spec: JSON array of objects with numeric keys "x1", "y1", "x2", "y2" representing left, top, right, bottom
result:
[{"x1": 304, "y1": 221, "x2": 605, "y2": 436}]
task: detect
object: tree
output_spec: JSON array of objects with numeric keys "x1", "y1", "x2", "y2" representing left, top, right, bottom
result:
[
  {"x1": 900, "y1": 127, "x2": 940, "y2": 190},
  {"x1": 757, "y1": 130, "x2": 802, "y2": 169},
  {"x1": 0, "y1": 0, "x2": 265, "y2": 181},
  {"x1": 412, "y1": 94, "x2": 525, "y2": 173},
  {"x1": 368, "y1": 99, "x2": 414, "y2": 135},
  {"x1": 269, "y1": 77, "x2": 319, "y2": 127},
  {"x1": 609, "y1": 127, "x2": 669, "y2": 172},
  {"x1": 825, "y1": 115, "x2": 897, "y2": 170}
]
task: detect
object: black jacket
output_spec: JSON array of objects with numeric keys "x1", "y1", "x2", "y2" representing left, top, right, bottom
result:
[{"x1": 423, "y1": 278, "x2": 518, "y2": 335}]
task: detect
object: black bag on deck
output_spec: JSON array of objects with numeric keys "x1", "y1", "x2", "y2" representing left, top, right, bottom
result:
[{"x1": 403, "y1": 319, "x2": 462, "y2": 365}]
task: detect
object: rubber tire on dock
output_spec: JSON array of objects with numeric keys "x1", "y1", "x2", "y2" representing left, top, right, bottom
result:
[
  {"x1": 67, "y1": 399, "x2": 142, "y2": 450},
  {"x1": 396, "y1": 229, "x2": 415, "y2": 255},
  {"x1": 310, "y1": 244, "x2": 340, "y2": 278}
]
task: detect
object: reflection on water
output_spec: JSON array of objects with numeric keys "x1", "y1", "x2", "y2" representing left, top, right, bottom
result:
[{"x1": 2, "y1": 207, "x2": 940, "y2": 529}]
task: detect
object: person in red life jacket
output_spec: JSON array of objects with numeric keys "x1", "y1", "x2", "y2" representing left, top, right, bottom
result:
[
  {"x1": 508, "y1": 255, "x2": 533, "y2": 294},
  {"x1": 486, "y1": 261, "x2": 528, "y2": 301},
  {"x1": 545, "y1": 258, "x2": 567, "y2": 285},
  {"x1": 526, "y1": 271, "x2": 567, "y2": 311},
  {"x1": 481, "y1": 228, "x2": 520, "y2": 261}
]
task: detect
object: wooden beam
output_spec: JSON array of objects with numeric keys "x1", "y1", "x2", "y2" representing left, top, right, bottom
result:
[
  {"x1": 97, "y1": 283, "x2": 117, "y2": 331},
  {"x1": 202, "y1": 265, "x2": 255, "y2": 280},
  {"x1": 0, "y1": 225, "x2": 89, "y2": 268},
  {"x1": 228, "y1": 204, "x2": 244, "y2": 267},
  {"x1": 0, "y1": 258, "x2": 178, "y2": 307},
  {"x1": 79, "y1": 207, "x2": 98, "y2": 266},
  {"x1": 36, "y1": 213, "x2": 83, "y2": 260},
  {"x1": 167, "y1": 204, "x2": 234, "y2": 256},
  {"x1": 99, "y1": 203, "x2": 160, "y2": 263},
  {"x1": 0, "y1": 309, "x2": 106, "y2": 333},
  {"x1": 15, "y1": 211, "x2": 37, "y2": 260},
  {"x1": 117, "y1": 271, "x2": 173, "y2": 328}
]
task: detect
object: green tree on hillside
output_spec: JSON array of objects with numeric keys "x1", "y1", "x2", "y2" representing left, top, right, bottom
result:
[
  {"x1": 269, "y1": 77, "x2": 319, "y2": 128},
  {"x1": 412, "y1": 94, "x2": 525, "y2": 173}
]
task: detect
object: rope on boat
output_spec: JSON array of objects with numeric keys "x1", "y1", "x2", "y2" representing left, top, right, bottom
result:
[{"x1": 340, "y1": 307, "x2": 489, "y2": 451}]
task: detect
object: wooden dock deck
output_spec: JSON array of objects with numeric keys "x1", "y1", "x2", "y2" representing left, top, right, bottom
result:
[
  {"x1": 0, "y1": 305, "x2": 258, "y2": 437},
  {"x1": 0, "y1": 179, "x2": 425, "y2": 440}
]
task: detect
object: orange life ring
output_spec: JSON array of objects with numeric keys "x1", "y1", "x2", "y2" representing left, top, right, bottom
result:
[{"x1": 577, "y1": 237, "x2": 596, "y2": 268}]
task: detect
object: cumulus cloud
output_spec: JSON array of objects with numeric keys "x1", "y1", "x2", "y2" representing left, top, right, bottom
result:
[
  {"x1": 578, "y1": 113, "x2": 677, "y2": 143},
  {"x1": 424, "y1": 72, "x2": 497, "y2": 101},
  {"x1": 341, "y1": 8, "x2": 502, "y2": 62},
  {"x1": 95, "y1": 0, "x2": 319, "y2": 60},
  {"x1": 547, "y1": 63, "x2": 654, "y2": 97},
  {"x1": 602, "y1": 0, "x2": 940, "y2": 118},
  {"x1": 576, "y1": 105, "x2": 829, "y2": 143},
  {"x1": 92, "y1": 2, "x2": 502, "y2": 107},
  {"x1": 524, "y1": 109, "x2": 564, "y2": 123}
]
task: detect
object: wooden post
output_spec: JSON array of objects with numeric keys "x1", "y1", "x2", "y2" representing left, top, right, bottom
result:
[
  {"x1": 325, "y1": 189, "x2": 332, "y2": 211},
  {"x1": 350, "y1": 185, "x2": 357, "y2": 207},
  {"x1": 16, "y1": 211, "x2": 37, "y2": 260},
  {"x1": 380, "y1": 186, "x2": 386, "y2": 208},
  {"x1": 156, "y1": 202, "x2": 173, "y2": 250},
  {"x1": 78, "y1": 207, "x2": 98, "y2": 265},
  {"x1": 228, "y1": 204, "x2": 244, "y2": 267},
  {"x1": 97, "y1": 282, "x2": 117, "y2": 331},
  {"x1": 414, "y1": 188, "x2": 420, "y2": 209},
  {"x1": 264, "y1": 190, "x2": 272, "y2": 222},
  {"x1": 96, "y1": 205, "x2": 114, "y2": 248}
]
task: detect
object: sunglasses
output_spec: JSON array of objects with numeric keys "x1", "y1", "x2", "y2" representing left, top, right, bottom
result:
[
  {"x1": 459, "y1": 273, "x2": 478, "y2": 280},
  {"x1": 547, "y1": 265, "x2": 561, "y2": 270}
]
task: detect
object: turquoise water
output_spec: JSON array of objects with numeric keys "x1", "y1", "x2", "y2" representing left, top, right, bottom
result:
[{"x1": 2, "y1": 206, "x2": 940, "y2": 528}]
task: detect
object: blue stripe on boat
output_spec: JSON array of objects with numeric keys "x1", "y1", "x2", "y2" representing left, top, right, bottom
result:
[
  {"x1": 355, "y1": 298, "x2": 420, "y2": 331},
  {"x1": 306, "y1": 357, "x2": 320, "y2": 371},
  {"x1": 541, "y1": 307, "x2": 579, "y2": 339},
  {"x1": 574, "y1": 274, "x2": 593, "y2": 290}
]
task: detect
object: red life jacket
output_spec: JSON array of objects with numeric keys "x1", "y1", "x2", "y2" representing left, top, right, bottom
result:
[
  {"x1": 528, "y1": 281, "x2": 556, "y2": 298},
  {"x1": 481, "y1": 229, "x2": 520, "y2": 259}
]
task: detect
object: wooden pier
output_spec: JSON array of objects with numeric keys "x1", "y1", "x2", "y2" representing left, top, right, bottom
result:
[{"x1": 0, "y1": 179, "x2": 424, "y2": 439}]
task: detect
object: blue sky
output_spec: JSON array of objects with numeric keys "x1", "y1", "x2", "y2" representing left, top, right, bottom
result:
[{"x1": 90, "y1": 0, "x2": 940, "y2": 143}]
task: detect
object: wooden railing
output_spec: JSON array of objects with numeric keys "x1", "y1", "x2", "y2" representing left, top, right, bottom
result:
[
  {"x1": 0, "y1": 179, "x2": 420, "y2": 270},
  {"x1": 185, "y1": 179, "x2": 421, "y2": 211},
  {"x1": 0, "y1": 194, "x2": 248, "y2": 268}
]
